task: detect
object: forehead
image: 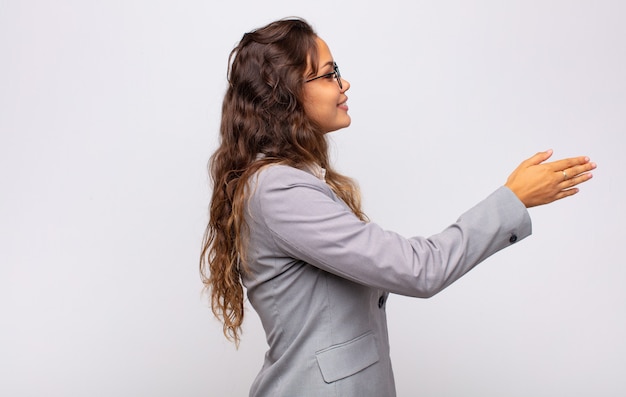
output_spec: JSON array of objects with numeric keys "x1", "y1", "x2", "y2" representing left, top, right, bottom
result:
[{"x1": 314, "y1": 37, "x2": 334, "y2": 67}]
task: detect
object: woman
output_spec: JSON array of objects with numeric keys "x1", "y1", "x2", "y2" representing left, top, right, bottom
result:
[{"x1": 200, "y1": 18, "x2": 595, "y2": 397}]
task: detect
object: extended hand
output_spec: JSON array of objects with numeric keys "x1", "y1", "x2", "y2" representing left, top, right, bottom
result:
[{"x1": 505, "y1": 149, "x2": 596, "y2": 208}]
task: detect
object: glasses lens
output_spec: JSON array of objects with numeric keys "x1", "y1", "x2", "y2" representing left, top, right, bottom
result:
[{"x1": 334, "y1": 63, "x2": 342, "y2": 89}]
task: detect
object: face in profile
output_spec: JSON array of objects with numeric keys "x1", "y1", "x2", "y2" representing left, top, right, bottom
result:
[{"x1": 302, "y1": 37, "x2": 351, "y2": 133}]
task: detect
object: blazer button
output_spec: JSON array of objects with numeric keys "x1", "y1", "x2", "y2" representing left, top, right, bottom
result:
[
  {"x1": 378, "y1": 295, "x2": 385, "y2": 308},
  {"x1": 509, "y1": 234, "x2": 518, "y2": 243}
]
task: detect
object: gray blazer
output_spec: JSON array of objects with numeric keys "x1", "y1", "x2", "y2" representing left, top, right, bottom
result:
[{"x1": 242, "y1": 164, "x2": 532, "y2": 397}]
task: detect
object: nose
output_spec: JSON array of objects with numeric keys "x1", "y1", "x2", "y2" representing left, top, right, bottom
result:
[{"x1": 340, "y1": 78, "x2": 350, "y2": 92}]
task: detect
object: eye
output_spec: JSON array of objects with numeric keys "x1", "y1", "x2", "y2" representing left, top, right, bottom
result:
[{"x1": 323, "y1": 72, "x2": 336, "y2": 80}]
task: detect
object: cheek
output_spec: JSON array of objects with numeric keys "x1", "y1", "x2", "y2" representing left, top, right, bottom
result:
[
  {"x1": 301, "y1": 92, "x2": 316, "y2": 117},
  {"x1": 302, "y1": 88, "x2": 340, "y2": 129},
  {"x1": 302, "y1": 96, "x2": 327, "y2": 121}
]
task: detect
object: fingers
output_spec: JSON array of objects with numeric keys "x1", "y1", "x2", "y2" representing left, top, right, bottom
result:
[
  {"x1": 547, "y1": 155, "x2": 592, "y2": 172},
  {"x1": 559, "y1": 166, "x2": 595, "y2": 188},
  {"x1": 523, "y1": 149, "x2": 553, "y2": 166},
  {"x1": 554, "y1": 187, "x2": 580, "y2": 201},
  {"x1": 558, "y1": 161, "x2": 596, "y2": 184},
  {"x1": 560, "y1": 174, "x2": 590, "y2": 190},
  {"x1": 568, "y1": 161, "x2": 596, "y2": 178}
]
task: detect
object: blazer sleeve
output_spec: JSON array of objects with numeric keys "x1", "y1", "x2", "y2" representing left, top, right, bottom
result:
[{"x1": 249, "y1": 165, "x2": 532, "y2": 298}]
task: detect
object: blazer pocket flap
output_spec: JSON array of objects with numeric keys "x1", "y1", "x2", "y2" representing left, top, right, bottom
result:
[{"x1": 315, "y1": 332, "x2": 379, "y2": 383}]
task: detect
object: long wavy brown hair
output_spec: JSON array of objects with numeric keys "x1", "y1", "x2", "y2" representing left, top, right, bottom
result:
[{"x1": 200, "y1": 18, "x2": 366, "y2": 346}]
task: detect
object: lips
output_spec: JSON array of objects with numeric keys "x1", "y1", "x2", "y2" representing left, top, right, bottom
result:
[{"x1": 338, "y1": 97, "x2": 349, "y2": 110}]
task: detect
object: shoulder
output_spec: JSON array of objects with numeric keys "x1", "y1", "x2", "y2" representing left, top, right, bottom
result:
[
  {"x1": 251, "y1": 164, "x2": 330, "y2": 195},
  {"x1": 246, "y1": 164, "x2": 338, "y2": 220}
]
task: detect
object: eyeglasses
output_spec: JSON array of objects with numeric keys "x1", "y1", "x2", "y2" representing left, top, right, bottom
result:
[{"x1": 305, "y1": 62, "x2": 343, "y2": 90}]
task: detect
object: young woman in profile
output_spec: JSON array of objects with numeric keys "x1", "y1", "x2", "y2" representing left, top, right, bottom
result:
[{"x1": 200, "y1": 18, "x2": 595, "y2": 397}]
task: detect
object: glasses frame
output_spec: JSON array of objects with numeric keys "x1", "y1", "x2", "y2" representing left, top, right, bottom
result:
[{"x1": 305, "y1": 62, "x2": 343, "y2": 90}]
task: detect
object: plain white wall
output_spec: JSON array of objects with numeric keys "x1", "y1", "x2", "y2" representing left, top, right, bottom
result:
[{"x1": 1, "y1": 1, "x2": 624, "y2": 396}]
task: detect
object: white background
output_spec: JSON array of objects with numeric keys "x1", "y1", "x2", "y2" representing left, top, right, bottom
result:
[{"x1": 1, "y1": 1, "x2": 624, "y2": 396}]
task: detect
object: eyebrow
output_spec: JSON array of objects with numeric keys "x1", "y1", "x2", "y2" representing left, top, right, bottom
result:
[
  {"x1": 307, "y1": 60, "x2": 334, "y2": 79},
  {"x1": 320, "y1": 61, "x2": 334, "y2": 70}
]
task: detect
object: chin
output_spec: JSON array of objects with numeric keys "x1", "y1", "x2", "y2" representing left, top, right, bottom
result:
[
  {"x1": 337, "y1": 116, "x2": 352, "y2": 129},
  {"x1": 321, "y1": 115, "x2": 352, "y2": 133},
  {"x1": 325, "y1": 123, "x2": 351, "y2": 134}
]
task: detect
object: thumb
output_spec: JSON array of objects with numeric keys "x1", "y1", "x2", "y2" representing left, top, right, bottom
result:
[{"x1": 524, "y1": 149, "x2": 553, "y2": 167}]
